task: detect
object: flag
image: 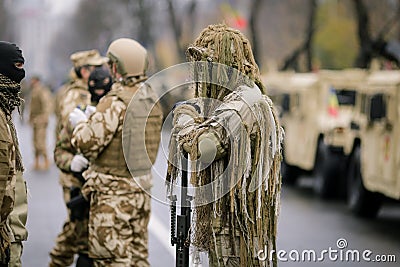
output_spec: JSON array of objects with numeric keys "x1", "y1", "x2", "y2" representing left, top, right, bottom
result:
[
  {"x1": 328, "y1": 86, "x2": 339, "y2": 117},
  {"x1": 220, "y1": 3, "x2": 247, "y2": 30}
]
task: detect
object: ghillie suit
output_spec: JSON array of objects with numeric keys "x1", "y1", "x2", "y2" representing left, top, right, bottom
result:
[{"x1": 167, "y1": 24, "x2": 283, "y2": 267}]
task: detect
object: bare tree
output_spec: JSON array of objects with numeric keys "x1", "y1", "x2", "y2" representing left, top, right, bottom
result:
[
  {"x1": 166, "y1": 0, "x2": 198, "y2": 61},
  {"x1": 353, "y1": 0, "x2": 373, "y2": 67},
  {"x1": 130, "y1": 0, "x2": 154, "y2": 48},
  {"x1": 167, "y1": 0, "x2": 183, "y2": 60},
  {"x1": 305, "y1": 0, "x2": 317, "y2": 71},
  {"x1": 353, "y1": 0, "x2": 400, "y2": 68},
  {"x1": 249, "y1": 0, "x2": 264, "y2": 67},
  {"x1": 281, "y1": 0, "x2": 317, "y2": 71}
]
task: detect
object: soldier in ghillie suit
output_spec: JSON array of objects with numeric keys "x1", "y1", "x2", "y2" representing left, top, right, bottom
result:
[
  {"x1": 0, "y1": 41, "x2": 26, "y2": 266},
  {"x1": 49, "y1": 50, "x2": 108, "y2": 267},
  {"x1": 70, "y1": 38, "x2": 163, "y2": 266},
  {"x1": 167, "y1": 24, "x2": 283, "y2": 267},
  {"x1": 29, "y1": 75, "x2": 52, "y2": 170}
]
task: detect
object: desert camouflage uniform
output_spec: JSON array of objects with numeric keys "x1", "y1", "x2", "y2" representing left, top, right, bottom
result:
[
  {"x1": 29, "y1": 81, "x2": 52, "y2": 159},
  {"x1": 71, "y1": 82, "x2": 162, "y2": 267},
  {"x1": 49, "y1": 78, "x2": 91, "y2": 267},
  {"x1": 0, "y1": 106, "x2": 19, "y2": 264}
]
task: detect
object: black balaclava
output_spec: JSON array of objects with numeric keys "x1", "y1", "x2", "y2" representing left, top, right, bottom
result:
[
  {"x1": 0, "y1": 41, "x2": 25, "y2": 83},
  {"x1": 88, "y1": 67, "x2": 112, "y2": 104}
]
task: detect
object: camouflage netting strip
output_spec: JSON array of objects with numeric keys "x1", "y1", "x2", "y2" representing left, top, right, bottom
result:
[{"x1": 188, "y1": 23, "x2": 266, "y2": 98}]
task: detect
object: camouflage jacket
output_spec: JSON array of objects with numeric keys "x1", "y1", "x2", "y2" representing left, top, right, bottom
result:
[
  {"x1": 55, "y1": 78, "x2": 91, "y2": 188},
  {"x1": 54, "y1": 121, "x2": 75, "y2": 173},
  {"x1": 8, "y1": 171, "x2": 28, "y2": 242},
  {"x1": 54, "y1": 121, "x2": 82, "y2": 188},
  {"x1": 54, "y1": 82, "x2": 71, "y2": 135},
  {"x1": 0, "y1": 109, "x2": 17, "y2": 258},
  {"x1": 58, "y1": 79, "x2": 91, "y2": 124}
]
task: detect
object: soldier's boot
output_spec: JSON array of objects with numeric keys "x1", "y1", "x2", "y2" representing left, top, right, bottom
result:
[
  {"x1": 33, "y1": 156, "x2": 40, "y2": 170},
  {"x1": 42, "y1": 156, "x2": 50, "y2": 171},
  {"x1": 76, "y1": 253, "x2": 93, "y2": 267}
]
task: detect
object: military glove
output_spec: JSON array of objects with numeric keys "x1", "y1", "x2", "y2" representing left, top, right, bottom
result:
[
  {"x1": 70, "y1": 155, "x2": 89, "y2": 172},
  {"x1": 69, "y1": 107, "x2": 87, "y2": 127},
  {"x1": 67, "y1": 187, "x2": 90, "y2": 221},
  {"x1": 85, "y1": 105, "x2": 96, "y2": 118},
  {"x1": 176, "y1": 114, "x2": 193, "y2": 127},
  {"x1": 197, "y1": 132, "x2": 225, "y2": 163}
]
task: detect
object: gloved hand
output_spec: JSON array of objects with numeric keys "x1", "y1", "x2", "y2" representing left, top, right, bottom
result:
[
  {"x1": 197, "y1": 132, "x2": 225, "y2": 163},
  {"x1": 70, "y1": 154, "x2": 89, "y2": 172},
  {"x1": 85, "y1": 105, "x2": 96, "y2": 118},
  {"x1": 67, "y1": 186, "x2": 90, "y2": 221},
  {"x1": 69, "y1": 108, "x2": 87, "y2": 127}
]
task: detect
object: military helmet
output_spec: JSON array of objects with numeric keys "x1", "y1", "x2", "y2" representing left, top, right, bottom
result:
[
  {"x1": 70, "y1": 49, "x2": 108, "y2": 68},
  {"x1": 106, "y1": 38, "x2": 148, "y2": 78}
]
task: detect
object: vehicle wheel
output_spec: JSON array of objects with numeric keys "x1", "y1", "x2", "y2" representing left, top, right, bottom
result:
[
  {"x1": 347, "y1": 146, "x2": 382, "y2": 218},
  {"x1": 313, "y1": 140, "x2": 338, "y2": 199},
  {"x1": 281, "y1": 160, "x2": 299, "y2": 185}
]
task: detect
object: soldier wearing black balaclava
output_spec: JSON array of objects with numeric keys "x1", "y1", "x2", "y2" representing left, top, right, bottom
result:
[
  {"x1": 50, "y1": 50, "x2": 108, "y2": 267},
  {"x1": 88, "y1": 67, "x2": 112, "y2": 105},
  {"x1": 0, "y1": 41, "x2": 26, "y2": 266}
]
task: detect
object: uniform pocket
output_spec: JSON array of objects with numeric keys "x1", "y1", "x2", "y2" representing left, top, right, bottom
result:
[{"x1": 0, "y1": 142, "x2": 11, "y2": 176}]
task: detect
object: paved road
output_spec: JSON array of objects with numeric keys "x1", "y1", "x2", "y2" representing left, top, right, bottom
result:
[{"x1": 15, "y1": 114, "x2": 399, "y2": 266}]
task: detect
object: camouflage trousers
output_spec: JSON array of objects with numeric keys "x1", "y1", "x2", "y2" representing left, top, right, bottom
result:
[
  {"x1": 32, "y1": 123, "x2": 48, "y2": 157},
  {"x1": 9, "y1": 241, "x2": 23, "y2": 267},
  {"x1": 89, "y1": 191, "x2": 151, "y2": 267},
  {"x1": 208, "y1": 225, "x2": 241, "y2": 267},
  {"x1": 49, "y1": 186, "x2": 88, "y2": 267},
  {"x1": 208, "y1": 218, "x2": 262, "y2": 267}
]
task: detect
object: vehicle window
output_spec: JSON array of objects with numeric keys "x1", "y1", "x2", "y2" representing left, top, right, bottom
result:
[
  {"x1": 369, "y1": 93, "x2": 386, "y2": 121},
  {"x1": 281, "y1": 93, "x2": 290, "y2": 112},
  {"x1": 335, "y1": 89, "x2": 356, "y2": 106}
]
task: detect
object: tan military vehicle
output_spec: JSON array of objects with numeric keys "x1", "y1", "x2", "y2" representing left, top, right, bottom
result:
[
  {"x1": 264, "y1": 69, "x2": 367, "y2": 198},
  {"x1": 316, "y1": 69, "x2": 367, "y2": 197},
  {"x1": 346, "y1": 70, "x2": 400, "y2": 217}
]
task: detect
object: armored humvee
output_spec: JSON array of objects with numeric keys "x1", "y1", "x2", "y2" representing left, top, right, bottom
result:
[
  {"x1": 346, "y1": 70, "x2": 400, "y2": 217},
  {"x1": 264, "y1": 69, "x2": 367, "y2": 198}
]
